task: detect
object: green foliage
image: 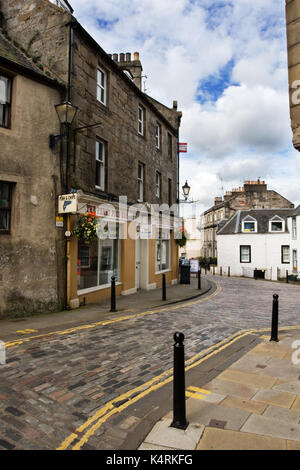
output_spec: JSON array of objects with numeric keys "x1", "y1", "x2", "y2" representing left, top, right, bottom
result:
[{"x1": 74, "y1": 213, "x2": 98, "y2": 244}]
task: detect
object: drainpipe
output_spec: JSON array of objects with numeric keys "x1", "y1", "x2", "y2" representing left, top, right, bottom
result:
[{"x1": 65, "y1": 23, "x2": 74, "y2": 310}]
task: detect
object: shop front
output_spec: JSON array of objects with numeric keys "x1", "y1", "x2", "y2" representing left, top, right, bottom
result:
[{"x1": 66, "y1": 193, "x2": 179, "y2": 308}]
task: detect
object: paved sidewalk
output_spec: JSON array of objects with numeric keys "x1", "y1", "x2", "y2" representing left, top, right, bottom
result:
[
  {"x1": 0, "y1": 276, "x2": 211, "y2": 341},
  {"x1": 139, "y1": 331, "x2": 300, "y2": 450}
]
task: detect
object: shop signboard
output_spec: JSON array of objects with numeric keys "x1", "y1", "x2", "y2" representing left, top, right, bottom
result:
[
  {"x1": 190, "y1": 259, "x2": 199, "y2": 273},
  {"x1": 58, "y1": 193, "x2": 78, "y2": 214}
]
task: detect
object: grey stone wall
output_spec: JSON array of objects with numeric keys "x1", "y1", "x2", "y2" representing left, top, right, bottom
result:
[
  {"x1": 70, "y1": 29, "x2": 181, "y2": 206},
  {"x1": 0, "y1": 0, "x2": 181, "y2": 207},
  {"x1": 0, "y1": 73, "x2": 64, "y2": 318}
]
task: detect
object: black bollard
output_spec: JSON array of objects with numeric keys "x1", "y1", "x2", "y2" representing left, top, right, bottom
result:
[
  {"x1": 110, "y1": 276, "x2": 116, "y2": 312},
  {"x1": 162, "y1": 273, "x2": 166, "y2": 301},
  {"x1": 228, "y1": 266, "x2": 230, "y2": 277},
  {"x1": 171, "y1": 332, "x2": 189, "y2": 430},
  {"x1": 213, "y1": 266, "x2": 215, "y2": 276},
  {"x1": 198, "y1": 269, "x2": 201, "y2": 290},
  {"x1": 270, "y1": 294, "x2": 279, "y2": 342},
  {"x1": 205, "y1": 266, "x2": 207, "y2": 275},
  {"x1": 220, "y1": 267, "x2": 222, "y2": 276},
  {"x1": 286, "y1": 270, "x2": 289, "y2": 284}
]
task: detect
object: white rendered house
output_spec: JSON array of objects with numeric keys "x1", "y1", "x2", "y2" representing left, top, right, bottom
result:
[{"x1": 217, "y1": 209, "x2": 295, "y2": 280}]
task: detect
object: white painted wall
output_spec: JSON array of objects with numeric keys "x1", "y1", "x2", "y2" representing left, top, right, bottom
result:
[
  {"x1": 217, "y1": 233, "x2": 290, "y2": 278},
  {"x1": 287, "y1": 214, "x2": 300, "y2": 276},
  {"x1": 179, "y1": 218, "x2": 202, "y2": 259}
]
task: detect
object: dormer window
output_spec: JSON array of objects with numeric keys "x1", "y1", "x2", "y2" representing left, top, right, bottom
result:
[
  {"x1": 269, "y1": 216, "x2": 285, "y2": 233},
  {"x1": 49, "y1": 0, "x2": 73, "y2": 13},
  {"x1": 242, "y1": 216, "x2": 257, "y2": 233},
  {"x1": 123, "y1": 70, "x2": 133, "y2": 80}
]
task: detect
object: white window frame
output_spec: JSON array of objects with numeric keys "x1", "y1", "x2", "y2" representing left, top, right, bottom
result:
[
  {"x1": 269, "y1": 216, "x2": 285, "y2": 233},
  {"x1": 242, "y1": 217, "x2": 257, "y2": 233},
  {"x1": 138, "y1": 106, "x2": 144, "y2": 136},
  {"x1": 240, "y1": 245, "x2": 251, "y2": 263},
  {"x1": 155, "y1": 123, "x2": 161, "y2": 149},
  {"x1": 95, "y1": 140, "x2": 106, "y2": 191},
  {"x1": 168, "y1": 132, "x2": 172, "y2": 159},
  {"x1": 156, "y1": 171, "x2": 161, "y2": 198},
  {"x1": 97, "y1": 68, "x2": 106, "y2": 105},
  {"x1": 281, "y1": 245, "x2": 290, "y2": 264},
  {"x1": 138, "y1": 163, "x2": 144, "y2": 202},
  {"x1": 292, "y1": 217, "x2": 297, "y2": 239}
]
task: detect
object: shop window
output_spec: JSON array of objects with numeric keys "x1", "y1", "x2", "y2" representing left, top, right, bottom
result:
[
  {"x1": 0, "y1": 75, "x2": 11, "y2": 128},
  {"x1": 0, "y1": 181, "x2": 13, "y2": 234},
  {"x1": 77, "y1": 224, "x2": 120, "y2": 291},
  {"x1": 281, "y1": 245, "x2": 290, "y2": 264},
  {"x1": 156, "y1": 229, "x2": 170, "y2": 272}
]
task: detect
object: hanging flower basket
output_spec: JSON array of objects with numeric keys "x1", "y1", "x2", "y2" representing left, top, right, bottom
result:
[
  {"x1": 74, "y1": 212, "x2": 99, "y2": 244},
  {"x1": 175, "y1": 227, "x2": 189, "y2": 247}
]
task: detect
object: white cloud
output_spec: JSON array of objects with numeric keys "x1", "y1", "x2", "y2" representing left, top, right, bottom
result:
[{"x1": 68, "y1": 0, "x2": 298, "y2": 209}]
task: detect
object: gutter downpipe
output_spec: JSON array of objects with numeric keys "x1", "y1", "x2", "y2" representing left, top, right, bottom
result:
[{"x1": 66, "y1": 22, "x2": 74, "y2": 310}]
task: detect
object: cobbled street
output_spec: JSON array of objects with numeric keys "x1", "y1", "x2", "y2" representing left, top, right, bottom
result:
[{"x1": 0, "y1": 276, "x2": 300, "y2": 450}]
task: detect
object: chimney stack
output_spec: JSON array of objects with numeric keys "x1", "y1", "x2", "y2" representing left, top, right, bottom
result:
[{"x1": 112, "y1": 51, "x2": 143, "y2": 90}]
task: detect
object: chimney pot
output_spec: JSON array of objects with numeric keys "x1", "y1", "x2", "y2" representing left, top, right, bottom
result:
[
  {"x1": 120, "y1": 53, "x2": 125, "y2": 62},
  {"x1": 126, "y1": 52, "x2": 131, "y2": 61},
  {"x1": 113, "y1": 53, "x2": 118, "y2": 61},
  {"x1": 173, "y1": 100, "x2": 178, "y2": 110},
  {"x1": 133, "y1": 51, "x2": 139, "y2": 61}
]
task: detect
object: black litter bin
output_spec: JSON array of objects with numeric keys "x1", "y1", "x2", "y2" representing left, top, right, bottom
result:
[
  {"x1": 254, "y1": 269, "x2": 265, "y2": 280},
  {"x1": 180, "y1": 260, "x2": 191, "y2": 284}
]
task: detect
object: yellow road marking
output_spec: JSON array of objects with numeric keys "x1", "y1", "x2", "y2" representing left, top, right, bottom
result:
[
  {"x1": 16, "y1": 329, "x2": 38, "y2": 334},
  {"x1": 6, "y1": 282, "x2": 222, "y2": 349},
  {"x1": 187, "y1": 386, "x2": 211, "y2": 395},
  {"x1": 57, "y1": 327, "x2": 254, "y2": 451},
  {"x1": 186, "y1": 391, "x2": 205, "y2": 400}
]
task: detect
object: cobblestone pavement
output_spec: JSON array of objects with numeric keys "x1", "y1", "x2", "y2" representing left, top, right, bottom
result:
[{"x1": 0, "y1": 276, "x2": 299, "y2": 450}]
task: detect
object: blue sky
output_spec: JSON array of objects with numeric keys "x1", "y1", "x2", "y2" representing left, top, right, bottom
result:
[{"x1": 69, "y1": 0, "x2": 299, "y2": 214}]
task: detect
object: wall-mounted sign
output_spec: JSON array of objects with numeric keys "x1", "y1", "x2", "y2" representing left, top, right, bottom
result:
[
  {"x1": 58, "y1": 193, "x2": 78, "y2": 214},
  {"x1": 56, "y1": 216, "x2": 64, "y2": 228},
  {"x1": 179, "y1": 143, "x2": 187, "y2": 153}
]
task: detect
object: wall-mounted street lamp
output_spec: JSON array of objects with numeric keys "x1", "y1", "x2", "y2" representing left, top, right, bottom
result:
[
  {"x1": 179, "y1": 180, "x2": 200, "y2": 203},
  {"x1": 49, "y1": 101, "x2": 78, "y2": 150},
  {"x1": 182, "y1": 181, "x2": 191, "y2": 201}
]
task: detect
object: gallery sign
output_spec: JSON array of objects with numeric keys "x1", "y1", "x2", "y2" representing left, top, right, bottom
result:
[{"x1": 58, "y1": 193, "x2": 78, "y2": 214}]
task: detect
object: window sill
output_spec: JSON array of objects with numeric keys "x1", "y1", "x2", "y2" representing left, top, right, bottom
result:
[
  {"x1": 78, "y1": 282, "x2": 122, "y2": 295},
  {"x1": 155, "y1": 268, "x2": 171, "y2": 275}
]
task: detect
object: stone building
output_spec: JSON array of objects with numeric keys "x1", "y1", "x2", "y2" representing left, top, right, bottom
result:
[
  {"x1": 286, "y1": 0, "x2": 300, "y2": 150},
  {"x1": 0, "y1": 28, "x2": 65, "y2": 318},
  {"x1": 201, "y1": 180, "x2": 294, "y2": 260},
  {"x1": 0, "y1": 0, "x2": 182, "y2": 309}
]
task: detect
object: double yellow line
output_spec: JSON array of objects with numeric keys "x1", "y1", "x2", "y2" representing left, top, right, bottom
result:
[
  {"x1": 57, "y1": 328, "x2": 255, "y2": 450},
  {"x1": 5, "y1": 282, "x2": 221, "y2": 350},
  {"x1": 58, "y1": 324, "x2": 300, "y2": 450}
]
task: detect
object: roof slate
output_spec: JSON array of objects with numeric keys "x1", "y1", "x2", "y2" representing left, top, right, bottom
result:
[
  {"x1": 218, "y1": 208, "x2": 295, "y2": 235},
  {"x1": 0, "y1": 30, "x2": 58, "y2": 84}
]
